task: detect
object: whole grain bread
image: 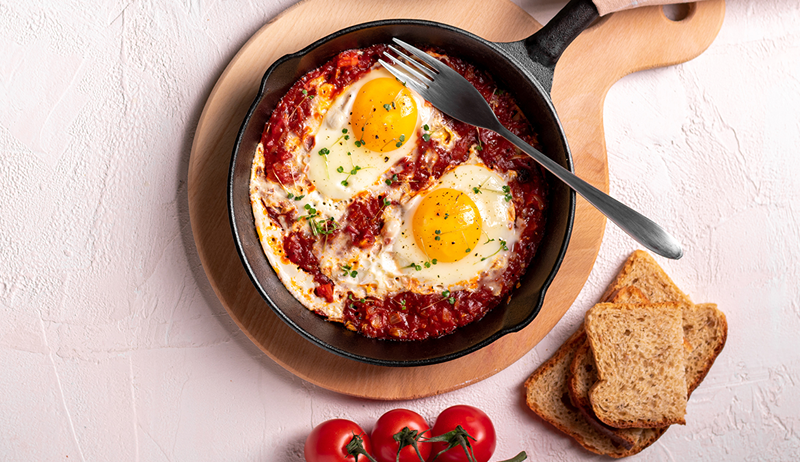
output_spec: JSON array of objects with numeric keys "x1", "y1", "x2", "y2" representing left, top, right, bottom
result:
[
  {"x1": 585, "y1": 302, "x2": 688, "y2": 428},
  {"x1": 524, "y1": 251, "x2": 727, "y2": 457},
  {"x1": 600, "y1": 250, "x2": 692, "y2": 306},
  {"x1": 566, "y1": 286, "x2": 653, "y2": 448},
  {"x1": 681, "y1": 303, "x2": 728, "y2": 391},
  {"x1": 523, "y1": 327, "x2": 663, "y2": 458},
  {"x1": 570, "y1": 303, "x2": 727, "y2": 413}
]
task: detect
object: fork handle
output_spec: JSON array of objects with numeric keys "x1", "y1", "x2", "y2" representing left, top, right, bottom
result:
[{"x1": 494, "y1": 126, "x2": 683, "y2": 259}]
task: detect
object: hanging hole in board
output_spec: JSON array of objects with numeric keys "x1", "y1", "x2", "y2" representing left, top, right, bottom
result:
[{"x1": 662, "y1": 3, "x2": 694, "y2": 22}]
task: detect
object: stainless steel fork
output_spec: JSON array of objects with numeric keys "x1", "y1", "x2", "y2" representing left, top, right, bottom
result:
[{"x1": 379, "y1": 38, "x2": 683, "y2": 260}]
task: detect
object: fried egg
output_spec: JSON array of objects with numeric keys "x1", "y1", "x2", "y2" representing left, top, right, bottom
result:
[
  {"x1": 307, "y1": 68, "x2": 434, "y2": 200},
  {"x1": 389, "y1": 164, "x2": 518, "y2": 288}
]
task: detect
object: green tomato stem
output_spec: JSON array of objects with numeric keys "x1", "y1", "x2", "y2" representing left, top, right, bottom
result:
[
  {"x1": 345, "y1": 433, "x2": 378, "y2": 462},
  {"x1": 392, "y1": 426, "x2": 429, "y2": 462},
  {"x1": 497, "y1": 451, "x2": 527, "y2": 462}
]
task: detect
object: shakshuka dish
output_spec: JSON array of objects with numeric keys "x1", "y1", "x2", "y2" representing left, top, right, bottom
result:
[{"x1": 249, "y1": 44, "x2": 548, "y2": 341}]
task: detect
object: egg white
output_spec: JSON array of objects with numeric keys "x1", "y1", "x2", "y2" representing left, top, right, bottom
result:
[{"x1": 307, "y1": 68, "x2": 433, "y2": 200}]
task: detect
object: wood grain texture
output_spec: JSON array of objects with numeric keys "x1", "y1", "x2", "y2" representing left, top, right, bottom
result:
[
  {"x1": 188, "y1": 0, "x2": 724, "y2": 400},
  {"x1": 592, "y1": 0, "x2": 710, "y2": 16}
]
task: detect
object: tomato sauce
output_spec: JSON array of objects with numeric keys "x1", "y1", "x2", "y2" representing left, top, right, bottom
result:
[{"x1": 261, "y1": 44, "x2": 547, "y2": 341}]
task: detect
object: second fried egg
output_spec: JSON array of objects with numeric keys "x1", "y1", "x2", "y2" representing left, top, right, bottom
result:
[{"x1": 389, "y1": 164, "x2": 518, "y2": 288}]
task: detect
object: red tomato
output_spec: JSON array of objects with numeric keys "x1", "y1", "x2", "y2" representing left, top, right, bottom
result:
[
  {"x1": 428, "y1": 406, "x2": 496, "y2": 462},
  {"x1": 305, "y1": 419, "x2": 373, "y2": 462},
  {"x1": 371, "y1": 409, "x2": 432, "y2": 462}
]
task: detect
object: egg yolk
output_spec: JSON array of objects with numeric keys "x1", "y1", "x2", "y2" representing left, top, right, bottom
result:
[
  {"x1": 412, "y1": 188, "x2": 482, "y2": 263},
  {"x1": 351, "y1": 78, "x2": 417, "y2": 152}
]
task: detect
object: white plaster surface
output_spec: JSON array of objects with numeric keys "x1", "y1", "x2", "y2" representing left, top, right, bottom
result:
[{"x1": 1, "y1": 0, "x2": 799, "y2": 460}]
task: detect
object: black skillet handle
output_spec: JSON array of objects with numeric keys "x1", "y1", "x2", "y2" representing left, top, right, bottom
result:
[{"x1": 523, "y1": 0, "x2": 600, "y2": 93}]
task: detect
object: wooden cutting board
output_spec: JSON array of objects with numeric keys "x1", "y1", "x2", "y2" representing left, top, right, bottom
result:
[{"x1": 188, "y1": 0, "x2": 724, "y2": 400}]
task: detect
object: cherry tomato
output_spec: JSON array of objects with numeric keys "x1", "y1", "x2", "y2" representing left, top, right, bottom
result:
[
  {"x1": 428, "y1": 405, "x2": 496, "y2": 462},
  {"x1": 305, "y1": 419, "x2": 373, "y2": 462},
  {"x1": 371, "y1": 409, "x2": 432, "y2": 462}
]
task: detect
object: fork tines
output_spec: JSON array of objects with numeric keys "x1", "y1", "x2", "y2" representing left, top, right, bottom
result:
[{"x1": 378, "y1": 39, "x2": 440, "y2": 90}]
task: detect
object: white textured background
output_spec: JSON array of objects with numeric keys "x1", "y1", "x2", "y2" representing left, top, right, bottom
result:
[{"x1": 1, "y1": 0, "x2": 799, "y2": 460}]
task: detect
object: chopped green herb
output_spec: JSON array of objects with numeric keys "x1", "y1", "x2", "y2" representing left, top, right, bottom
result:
[
  {"x1": 480, "y1": 239, "x2": 509, "y2": 261},
  {"x1": 318, "y1": 147, "x2": 330, "y2": 156},
  {"x1": 502, "y1": 185, "x2": 512, "y2": 202},
  {"x1": 336, "y1": 166, "x2": 344, "y2": 173}
]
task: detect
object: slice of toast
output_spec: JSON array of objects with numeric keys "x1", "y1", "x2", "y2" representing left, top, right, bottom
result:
[
  {"x1": 564, "y1": 303, "x2": 727, "y2": 450},
  {"x1": 600, "y1": 250, "x2": 692, "y2": 306},
  {"x1": 681, "y1": 303, "x2": 728, "y2": 391},
  {"x1": 570, "y1": 303, "x2": 727, "y2": 417},
  {"x1": 524, "y1": 327, "x2": 663, "y2": 458},
  {"x1": 566, "y1": 286, "x2": 652, "y2": 448},
  {"x1": 585, "y1": 302, "x2": 688, "y2": 428}
]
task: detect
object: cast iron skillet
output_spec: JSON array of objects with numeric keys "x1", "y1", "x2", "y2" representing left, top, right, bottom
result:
[{"x1": 229, "y1": 0, "x2": 600, "y2": 366}]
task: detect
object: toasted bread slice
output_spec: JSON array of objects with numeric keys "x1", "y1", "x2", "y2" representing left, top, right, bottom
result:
[
  {"x1": 681, "y1": 303, "x2": 727, "y2": 391},
  {"x1": 600, "y1": 250, "x2": 692, "y2": 306},
  {"x1": 566, "y1": 285, "x2": 652, "y2": 447},
  {"x1": 585, "y1": 302, "x2": 688, "y2": 428},
  {"x1": 569, "y1": 303, "x2": 727, "y2": 441},
  {"x1": 524, "y1": 326, "x2": 663, "y2": 457}
]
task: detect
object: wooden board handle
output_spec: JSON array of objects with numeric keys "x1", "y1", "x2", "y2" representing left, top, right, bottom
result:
[{"x1": 593, "y1": 0, "x2": 708, "y2": 16}]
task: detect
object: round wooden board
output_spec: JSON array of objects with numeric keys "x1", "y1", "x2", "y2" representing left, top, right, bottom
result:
[{"x1": 188, "y1": 0, "x2": 724, "y2": 400}]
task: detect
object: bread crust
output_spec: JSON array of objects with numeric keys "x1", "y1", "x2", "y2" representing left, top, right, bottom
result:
[
  {"x1": 524, "y1": 325, "x2": 662, "y2": 458},
  {"x1": 600, "y1": 250, "x2": 692, "y2": 306},
  {"x1": 586, "y1": 302, "x2": 688, "y2": 428}
]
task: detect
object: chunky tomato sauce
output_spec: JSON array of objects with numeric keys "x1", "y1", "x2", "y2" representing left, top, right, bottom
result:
[{"x1": 259, "y1": 44, "x2": 547, "y2": 341}]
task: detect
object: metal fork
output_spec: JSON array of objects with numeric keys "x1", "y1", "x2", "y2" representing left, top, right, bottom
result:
[{"x1": 379, "y1": 38, "x2": 683, "y2": 260}]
